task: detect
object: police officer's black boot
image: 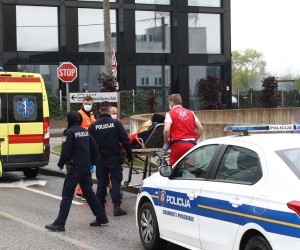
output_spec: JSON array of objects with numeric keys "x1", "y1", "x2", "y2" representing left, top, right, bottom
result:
[
  {"x1": 45, "y1": 222, "x2": 65, "y2": 232},
  {"x1": 114, "y1": 203, "x2": 127, "y2": 216}
]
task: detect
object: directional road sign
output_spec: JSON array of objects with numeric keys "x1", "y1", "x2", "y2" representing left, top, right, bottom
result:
[{"x1": 70, "y1": 92, "x2": 118, "y2": 103}]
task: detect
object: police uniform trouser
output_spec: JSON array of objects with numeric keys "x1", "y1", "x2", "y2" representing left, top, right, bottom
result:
[
  {"x1": 54, "y1": 166, "x2": 106, "y2": 226},
  {"x1": 96, "y1": 155, "x2": 122, "y2": 205}
]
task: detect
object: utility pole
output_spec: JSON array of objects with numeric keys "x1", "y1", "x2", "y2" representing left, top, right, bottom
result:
[{"x1": 103, "y1": 0, "x2": 112, "y2": 75}]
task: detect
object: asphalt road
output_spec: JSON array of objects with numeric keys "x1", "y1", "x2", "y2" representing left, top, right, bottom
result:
[
  {"x1": 0, "y1": 137, "x2": 186, "y2": 250},
  {"x1": 0, "y1": 171, "x2": 143, "y2": 250}
]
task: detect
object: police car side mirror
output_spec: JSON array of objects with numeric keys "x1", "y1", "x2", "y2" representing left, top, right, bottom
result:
[{"x1": 159, "y1": 165, "x2": 172, "y2": 177}]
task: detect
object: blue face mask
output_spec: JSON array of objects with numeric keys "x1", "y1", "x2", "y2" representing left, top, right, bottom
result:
[{"x1": 83, "y1": 104, "x2": 92, "y2": 112}]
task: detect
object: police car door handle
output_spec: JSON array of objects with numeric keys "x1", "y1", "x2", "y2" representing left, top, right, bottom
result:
[
  {"x1": 187, "y1": 193, "x2": 197, "y2": 200},
  {"x1": 229, "y1": 198, "x2": 243, "y2": 208}
]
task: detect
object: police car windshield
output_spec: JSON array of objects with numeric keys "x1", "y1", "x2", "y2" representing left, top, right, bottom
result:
[{"x1": 276, "y1": 148, "x2": 300, "y2": 180}]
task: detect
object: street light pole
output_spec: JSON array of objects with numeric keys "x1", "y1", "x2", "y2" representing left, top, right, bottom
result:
[{"x1": 103, "y1": 0, "x2": 112, "y2": 76}]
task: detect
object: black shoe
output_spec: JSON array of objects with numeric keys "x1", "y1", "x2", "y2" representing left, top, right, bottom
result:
[
  {"x1": 45, "y1": 223, "x2": 65, "y2": 232},
  {"x1": 90, "y1": 218, "x2": 109, "y2": 227},
  {"x1": 114, "y1": 206, "x2": 127, "y2": 216}
]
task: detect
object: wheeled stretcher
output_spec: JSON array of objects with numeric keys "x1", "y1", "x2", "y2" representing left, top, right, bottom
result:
[{"x1": 123, "y1": 123, "x2": 166, "y2": 188}]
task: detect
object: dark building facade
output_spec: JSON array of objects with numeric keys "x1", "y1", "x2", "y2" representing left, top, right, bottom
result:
[{"x1": 0, "y1": 0, "x2": 231, "y2": 111}]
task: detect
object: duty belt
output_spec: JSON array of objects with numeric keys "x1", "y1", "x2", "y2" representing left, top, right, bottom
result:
[
  {"x1": 171, "y1": 139, "x2": 196, "y2": 145},
  {"x1": 99, "y1": 149, "x2": 119, "y2": 158}
]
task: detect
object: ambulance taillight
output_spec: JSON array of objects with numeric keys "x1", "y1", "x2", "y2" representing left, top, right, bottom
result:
[
  {"x1": 287, "y1": 201, "x2": 300, "y2": 216},
  {"x1": 43, "y1": 117, "x2": 50, "y2": 144}
]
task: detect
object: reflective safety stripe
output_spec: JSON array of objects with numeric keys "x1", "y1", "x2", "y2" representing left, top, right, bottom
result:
[
  {"x1": 141, "y1": 187, "x2": 300, "y2": 238},
  {"x1": 8, "y1": 134, "x2": 43, "y2": 144},
  {"x1": 0, "y1": 78, "x2": 41, "y2": 83}
]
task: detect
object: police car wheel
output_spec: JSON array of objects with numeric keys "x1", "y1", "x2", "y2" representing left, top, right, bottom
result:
[
  {"x1": 138, "y1": 202, "x2": 167, "y2": 250},
  {"x1": 23, "y1": 168, "x2": 39, "y2": 178},
  {"x1": 245, "y1": 235, "x2": 272, "y2": 250}
]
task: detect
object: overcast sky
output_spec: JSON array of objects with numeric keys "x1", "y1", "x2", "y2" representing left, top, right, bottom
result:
[{"x1": 231, "y1": 0, "x2": 300, "y2": 76}]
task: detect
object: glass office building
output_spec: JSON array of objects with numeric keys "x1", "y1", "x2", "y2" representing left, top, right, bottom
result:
[{"x1": 0, "y1": 0, "x2": 231, "y2": 111}]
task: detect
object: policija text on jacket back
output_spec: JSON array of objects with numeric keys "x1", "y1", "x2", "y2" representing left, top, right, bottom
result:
[
  {"x1": 89, "y1": 101, "x2": 133, "y2": 216},
  {"x1": 45, "y1": 111, "x2": 108, "y2": 232}
]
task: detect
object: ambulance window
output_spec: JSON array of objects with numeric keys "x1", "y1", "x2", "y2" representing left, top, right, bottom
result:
[
  {"x1": 172, "y1": 144, "x2": 219, "y2": 179},
  {"x1": 11, "y1": 94, "x2": 42, "y2": 122}
]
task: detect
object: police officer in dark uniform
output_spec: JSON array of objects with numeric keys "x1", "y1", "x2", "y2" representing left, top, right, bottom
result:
[
  {"x1": 89, "y1": 101, "x2": 133, "y2": 216},
  {"x1": 45, "y1": 111, "x2": 108, "y2": 231}
]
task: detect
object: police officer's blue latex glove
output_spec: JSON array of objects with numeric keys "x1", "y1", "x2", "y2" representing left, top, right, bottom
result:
[
  {"x1": 90, "y1": 165, "x2": 96, "y2": 174},
  {"x1": 57, "y1": 164, "x2": 64, "y2": 171},
  {"x1": 163, "y1": 143, "x2": 168, "y2": 153}
]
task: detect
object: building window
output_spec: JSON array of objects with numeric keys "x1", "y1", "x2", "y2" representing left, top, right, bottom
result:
[
  {"x1": 79, "y1": 65, "x2": 105, "y2": 92},
  {"x1": 189, "y1": 66, "x2": 221, "y2": 110},
  {"x1": 16, "y1": 6, "x2": 58, "y2": 52},
  {"x1": 188, "y1": 13, "x2": 221, "y2": 54},
  {"x1": 188, "y1": 0, "x2": 221, "y2": 7},
  {"x1": 17, "y1": 65, "x2": 59, "y2": 92},
  {"x1": 136, "y1": 11, "x2": 171, "y2": 53},
  {"x1": 78, "y1": 8, "x2": 117, "y2": 52},
  {"x1": 135, "y1": 0, "x2": 170, "y2": 4},
  {"x1": 136, "y1": 65, "x2": 171, "y2": 111}
]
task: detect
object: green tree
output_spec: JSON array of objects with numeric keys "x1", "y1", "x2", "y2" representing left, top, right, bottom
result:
[
  {"x1": 295, "y1": 78, "x2": 300, "y2": 90},
  {"x1": 232, "y1": 49, "x2": 266, "y2": 93}
]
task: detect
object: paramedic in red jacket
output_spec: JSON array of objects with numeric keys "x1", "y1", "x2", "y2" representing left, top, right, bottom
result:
[{"x1": 163, "y1": 93, "x2": 203, "y2": 165}]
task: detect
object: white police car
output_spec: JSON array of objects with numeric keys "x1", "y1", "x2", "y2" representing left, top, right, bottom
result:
[{"x1": 136, "y1": 125, "x2": 300, "y2": 250}]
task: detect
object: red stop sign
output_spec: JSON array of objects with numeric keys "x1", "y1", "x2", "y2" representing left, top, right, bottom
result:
[{"x1": 57, "y1": 62, "x2": 78, "y2": 82}]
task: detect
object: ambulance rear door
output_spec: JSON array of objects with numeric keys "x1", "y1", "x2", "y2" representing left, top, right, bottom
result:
[{"x1": 6, "y1": 76, "x2": 44, "y2": 167}]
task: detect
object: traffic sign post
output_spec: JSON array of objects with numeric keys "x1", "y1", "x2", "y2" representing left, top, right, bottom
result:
[{"x1": 57, "y1": 62, "x2": 78, "y2": 112}]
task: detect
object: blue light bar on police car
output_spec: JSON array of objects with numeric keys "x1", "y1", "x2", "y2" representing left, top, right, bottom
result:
[{"x1": 225, "y1": 124, "x2": 300, "y2": 132}]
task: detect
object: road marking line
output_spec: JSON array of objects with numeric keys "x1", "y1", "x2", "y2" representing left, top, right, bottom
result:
[
  {"x1": 21, "y1": 186, "x2": 84, "y2": 205},
  {"x1": 0, "y1": 179, "x2": 84, "y2": 205},
  {"x1": 0, "y1": 210, "x2": 98, "y2": 250}
]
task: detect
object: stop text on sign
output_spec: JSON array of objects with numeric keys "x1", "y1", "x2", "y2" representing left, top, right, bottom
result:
[{"x1": 59, "y1": 69, "x2": 76, "y2": 76}]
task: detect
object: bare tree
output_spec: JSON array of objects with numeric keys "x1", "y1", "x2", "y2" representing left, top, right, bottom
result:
[{"x1": 103, "y1": 0, "x2": 112, "y2": 75}]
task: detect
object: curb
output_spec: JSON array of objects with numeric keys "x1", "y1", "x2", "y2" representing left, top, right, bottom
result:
[
  {"x1": 39, "y1": 167, "x2": 99, "y2": 185},
  {"x1": 39, "y1": 167, "x2": 139, "y2": 194},
  {"x1": 44, "y1": 149, "x2": 140, "y2": 194}
]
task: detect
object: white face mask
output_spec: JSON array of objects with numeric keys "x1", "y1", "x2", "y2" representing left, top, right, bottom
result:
[
  {"x1": 83, "y1": 104, "x2": 92, "y2": 112},
  {"x1": 111, "y1": 114, "x2": 117, "y2": 119}
]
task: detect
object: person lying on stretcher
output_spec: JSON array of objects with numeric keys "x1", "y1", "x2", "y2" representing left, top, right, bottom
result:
[{"x1": 129, "y1": 113, "x2": 165, "y2": 149}]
